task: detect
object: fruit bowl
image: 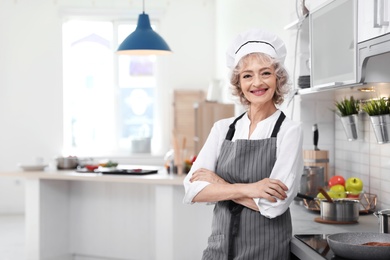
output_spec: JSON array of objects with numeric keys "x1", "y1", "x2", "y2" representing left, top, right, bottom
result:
[{"x1": 303, "y1": 192, "x2": 377, "y2": 214}]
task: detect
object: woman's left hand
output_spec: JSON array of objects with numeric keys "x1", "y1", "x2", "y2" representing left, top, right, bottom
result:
[{"x1": 189, "y1": 168, "x2": 228, "y2": 184}]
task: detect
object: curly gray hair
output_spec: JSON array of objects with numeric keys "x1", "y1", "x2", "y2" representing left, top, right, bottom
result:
[{"x1": 230, "y1": 52, "x2": 290, "y2": 107}]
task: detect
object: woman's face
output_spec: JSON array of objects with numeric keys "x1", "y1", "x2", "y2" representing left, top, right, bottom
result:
[{"x1": 239, "y1": 55, "x2": 277, "y2": 107}]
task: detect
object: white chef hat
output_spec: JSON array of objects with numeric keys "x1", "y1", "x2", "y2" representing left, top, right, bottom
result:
[{"x1": 226, "y1": 28, "x2": 287, "y2": 70}]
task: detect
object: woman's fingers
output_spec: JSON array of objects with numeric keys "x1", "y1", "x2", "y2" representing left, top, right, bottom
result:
[
  {"x1": 190, "y1": 168, "x2": 227, "y2": 184},
  {"x1": 269, "y1": 179, "x2": 288, "y2": 191},
  {"x1": 254, "y1": 178, "x2": 288, "y2": 202}
]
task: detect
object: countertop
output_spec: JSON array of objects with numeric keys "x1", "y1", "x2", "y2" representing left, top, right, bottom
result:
[
  {"x1": 290, "y1": 200, "x2": 379, "y2": 260},
  {"x1": 0, "y1": 168, "x2": 381, "y2": 259},
  {"x1": 0, "y1": 166, "x2": 185, "y2": 185}
]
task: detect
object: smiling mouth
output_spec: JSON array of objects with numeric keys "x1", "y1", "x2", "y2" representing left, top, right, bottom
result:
[{"x1": 250, "y1": 88, "x2": 268, "y2": 95}]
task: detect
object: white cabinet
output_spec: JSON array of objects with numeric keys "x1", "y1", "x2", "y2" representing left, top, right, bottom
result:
[
  {"x1": 358, "y1": 0, "x2": 390, "y2": 43},
  {"x1": 310, "y1": 0, "x2": 358, "y2": 89}
]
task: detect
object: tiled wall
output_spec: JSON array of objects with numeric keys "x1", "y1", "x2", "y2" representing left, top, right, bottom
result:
[
  {"x1": 334, "y1": 103, "x2": 390, "y2": 211},
  {"x1": 298, "y1": 89, "x2": 390, "y2": 211}
]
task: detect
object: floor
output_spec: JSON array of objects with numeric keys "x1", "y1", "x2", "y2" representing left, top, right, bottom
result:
[{"x1": 0, "y1": 214, "x2": 25, "y2": 260}]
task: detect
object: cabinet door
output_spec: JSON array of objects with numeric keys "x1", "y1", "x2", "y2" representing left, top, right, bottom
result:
[
  {"x1": 310, "y1": 0, "x2": 357, "y2": 88},
  {"x1": 194, "y1": 102, "x2": 234, "y2": 155},
  {"x1": 358, "y1": 0, "x2": 390, "y2": 43},
  {"x1": 173, "y1": 90, "x2": 205, "y2": 156}
]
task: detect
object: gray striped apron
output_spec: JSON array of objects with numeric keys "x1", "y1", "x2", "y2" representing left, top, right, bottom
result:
[{"x1": 202, "y1": 112, "x2": 292, "y2": 260}]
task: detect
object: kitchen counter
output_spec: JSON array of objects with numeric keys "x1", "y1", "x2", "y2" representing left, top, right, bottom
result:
[
  {"x1": 0, "y1": 167, "x2": 203, "y2": 260},
  {"x1": 0, "y1": 169, "x2": 380, "y2": 260},
  {"x1": 290, "y1": 200, "x2": 379, "y2": 260},
  {"x1": 0, "y1": 166, "x2": 183, "y2": 185}
]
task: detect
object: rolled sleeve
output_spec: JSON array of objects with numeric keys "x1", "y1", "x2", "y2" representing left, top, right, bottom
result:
[
  {"x1": 183, "y1": 179, "x2": 210, "y2": 204},
  {"x1": 256, "y1": 121, "x2": 303, "y2": 218},
  {"x1": 182, "y1": 118, "x2": 232, "y2": 204}
]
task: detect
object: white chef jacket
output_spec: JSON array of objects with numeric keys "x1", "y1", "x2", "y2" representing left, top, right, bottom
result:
[{"x1": 183, "y1": 110, "x2": 303, "y2": 219}]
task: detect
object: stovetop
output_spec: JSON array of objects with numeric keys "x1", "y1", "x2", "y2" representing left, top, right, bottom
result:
[{"x1": 294, "y1": 234, "x2": 351, "y2": 260}]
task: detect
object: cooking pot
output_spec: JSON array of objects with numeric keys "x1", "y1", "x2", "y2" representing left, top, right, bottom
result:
[
  {"x1": 374, "y1": 209, "x2": 390, "y2": 233},
  {"x1": 56, "y1": 156, "x2": 78, "y2": 169},
  {"x1": 320, "y1": 199, "x2": 360, "y2": 222},
  {"x1": 296, "y1": 193, "x2": 360, "y2": 222},
  {"x1": 298, "y1": 166, "x2": 325, "y2": 197},
  {"x1": 327, "y1": 232, "x2": 390, "y2": 260}
]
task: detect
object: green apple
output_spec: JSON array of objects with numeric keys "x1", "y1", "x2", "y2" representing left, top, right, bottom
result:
[
  {"x1": 316, "y1": 192, "x2": 325, "y2": 199},
  {"x1": 345, "y1": 177, "x2": 363, "y2": 195},
  {"x1": 328, "y1": 184, "x2": 347, "y2": 199}
]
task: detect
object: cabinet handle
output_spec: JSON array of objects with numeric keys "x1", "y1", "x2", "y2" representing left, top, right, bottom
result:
[
  {"x1": 380, "y1": 0, "x2": 389, "y2": 26},
  {"x1": 374, "y1": 0, "x2": 389, "y2": 28}
]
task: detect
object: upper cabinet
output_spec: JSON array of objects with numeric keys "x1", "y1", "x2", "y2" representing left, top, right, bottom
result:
[
  {"x1": 358, "y1": 0, "x2": 390, "y2": 43},
  {"x1": 309, "y1": 0, "x2": 358, "y2": 89}
]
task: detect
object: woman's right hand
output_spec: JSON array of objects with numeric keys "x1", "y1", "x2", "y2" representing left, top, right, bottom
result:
[{"x1": 247, "y1": 178, "x2": 288, "y2": 202}]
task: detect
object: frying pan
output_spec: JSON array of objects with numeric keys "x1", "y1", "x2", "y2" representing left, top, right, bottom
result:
[{"x1": 327, "y1": 232, "x2": 390, "y2": 260}]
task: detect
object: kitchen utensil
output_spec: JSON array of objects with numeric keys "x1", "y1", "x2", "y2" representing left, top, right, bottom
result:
[
  {"x1": 313, "y1": 123, "x2": 320, "y2": 150},
  {"x1": 298, "y1": 166, "x2": 325, "y2": 198},
  {"x1": 18, "y1": 164, "x2": 48, "y2": 171},
  {"x1": 319, "y1": 187, "x2": 333, "y2": 203},
  {"x1": 320, "y1": 199, "x2": 360, "y2": 222},
  {"x1": 56, "y1": 156, "x2": 79, "y2": 170},
  {"x1": 374, "y1": 209, "x2": 390, "y2": 233},
  {"x1": 327, "y1": 232, "x2": 390, "y2": 260},
  {"x1": 296, "y1": 193, "x2": 316, "y2": 201},
  {"x1": 303, "y1": 124, "x2": 329, "y2": 181}
]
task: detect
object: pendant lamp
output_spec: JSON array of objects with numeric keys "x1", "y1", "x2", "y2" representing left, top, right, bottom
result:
[{"x1": 117, "y1": 0, "x2": 172, "y2": 55}]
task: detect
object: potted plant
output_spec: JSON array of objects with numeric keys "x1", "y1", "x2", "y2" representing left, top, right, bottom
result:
[
  {"x1": 362, "y1": 97, "x2": 390, "y2": 144},
  {"x1": 334, "y1": 96, "x2": 360, "y2": 141}
]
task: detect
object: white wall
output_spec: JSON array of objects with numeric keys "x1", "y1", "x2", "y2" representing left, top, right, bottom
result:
[
  {"x1": 0, "y1": 0, "x2": 216, "y2": 213},
  {"x1": 215, "y1": 0, "x2": 296, "y2": 109},
  {"x1": 0, "y1": 0, "x2": 297, "y2": 213},
  {"x1": 0, "y1": 0, "x2": 215, "y2": 170}
]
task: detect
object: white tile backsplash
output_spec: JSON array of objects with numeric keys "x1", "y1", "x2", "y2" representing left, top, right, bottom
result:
[
  {"x1": 300, "y1": 91, "x2": 390, "y2": 211},
  {"x1": 333, "y1": 100, "x2": 390, "y2": 211}
]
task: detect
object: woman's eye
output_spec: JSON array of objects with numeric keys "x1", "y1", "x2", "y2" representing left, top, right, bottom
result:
[
  {"x1": 242, "y1": 74, "x2": 252, "y2": 79},
  {"x1": 261, "y1": 71, "x2": 272, "y2": 78}
]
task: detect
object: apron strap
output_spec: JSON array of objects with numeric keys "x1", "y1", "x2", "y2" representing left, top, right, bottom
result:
[
  {"x1": 271, "y1": 112, "x2": 286, "y2": 137},
  {"x1": 227, "y1": 201, "x2": 244, "y2": 260},
  {"x1": 225, "y1": 112, "x2": 246, "y2": 141},
  {"x1": 226, "y1": 111, "x2": 286, "y2": 140}
]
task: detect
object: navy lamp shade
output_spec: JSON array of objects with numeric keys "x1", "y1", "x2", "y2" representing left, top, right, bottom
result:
[{"x1": 117, "y1": 12, "x2": 172, "y2": 55}]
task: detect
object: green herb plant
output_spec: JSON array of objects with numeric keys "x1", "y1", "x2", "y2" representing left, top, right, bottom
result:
[
  {"x1": 361, "y1": 97, "x2": 390, "y2": 116},
  {"x1": 334, "y1": 96, "x2": 360, "y2": 117}
]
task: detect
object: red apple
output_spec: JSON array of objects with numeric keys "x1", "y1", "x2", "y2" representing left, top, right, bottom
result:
[
  {"x1": 347, "y1": 193, "x2": 360, "y2": 199},
  {"x1": 328, "y1": 175, "x2": 346, "y2": 188}
]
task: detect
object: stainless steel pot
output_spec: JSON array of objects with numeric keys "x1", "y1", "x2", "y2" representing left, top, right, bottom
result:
[
  {"x1": 320, "y1": 199, "x2": 360, "y2": 222},
  {"x1": 56, "y1": 156, "x2": 78, "y2": 169},
  {"x1": 299, "y1": 166, "x2": 325, "y2": 197},
  {"x1": 374, "y1": 209, "x2": 390, "y2": 233}
]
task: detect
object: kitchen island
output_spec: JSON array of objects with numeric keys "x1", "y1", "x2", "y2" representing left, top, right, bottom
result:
[{"x1": 0, "y1": 168, "x2": 380, "y2": 260}]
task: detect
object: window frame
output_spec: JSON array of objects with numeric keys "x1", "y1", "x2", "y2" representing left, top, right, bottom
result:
[{"x1": 60, "y1": 9, "x2": 167, "y2": 159}]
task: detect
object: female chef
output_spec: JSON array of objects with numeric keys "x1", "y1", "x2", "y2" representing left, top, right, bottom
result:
[{"x1": 183, "y1": 28, "x2": 303, "y2": 260}]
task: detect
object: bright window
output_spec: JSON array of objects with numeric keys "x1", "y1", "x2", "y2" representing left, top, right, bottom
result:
[{"x1": 62, "y1": 20, "x2": 158, "y2": 156}]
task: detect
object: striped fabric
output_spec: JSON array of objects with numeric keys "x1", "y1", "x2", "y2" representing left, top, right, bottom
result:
[{"x1": 202, "y1": 113, "x2": 291, "y2": 260}]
